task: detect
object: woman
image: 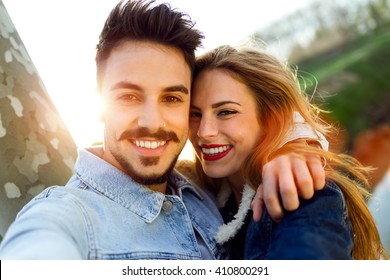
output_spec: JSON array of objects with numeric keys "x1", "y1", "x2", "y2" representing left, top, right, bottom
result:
[{"x1": 188, "y1": 45, "x2": 386, "y2": 259}]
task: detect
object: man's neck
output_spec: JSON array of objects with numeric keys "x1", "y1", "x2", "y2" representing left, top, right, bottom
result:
[{"x1": 146, "y1": 183, "x2": 168, "y2": 194}]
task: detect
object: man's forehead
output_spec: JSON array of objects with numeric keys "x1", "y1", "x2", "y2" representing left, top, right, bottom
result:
[
  {"x1": 100, "y1": 41, "x2": 192, "y2": 92},
  {"x1": 109, "y1": 40, "x2": 188, "y2": 66}
]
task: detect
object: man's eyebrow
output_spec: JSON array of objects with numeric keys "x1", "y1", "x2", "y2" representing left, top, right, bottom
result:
[
  {"x1": 110, "y1": 81, "x2": 142, "y2": 91},
  {"x1": 109, "y1": 82, "x2": 188, "y2": 94},
  {"x1": 164, "y1": 85, "x2": 189, "y2": 94}
]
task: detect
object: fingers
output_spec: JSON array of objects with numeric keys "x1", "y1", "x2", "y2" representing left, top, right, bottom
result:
[
  {"x1": 260, "y1": 153, "x2": 326, "y2": 222},
  {"x1": 251, "y1": 184, "x2": 265, "y2": 222},
  {"x1": 277, "y1": 156, "x2": 304, "y2": 211},
  {"x1": 261, "y1": 160, "x2": 285, "y2": 222},
  {"x1": 291, "y1": 155, "x2": 314, "y2": 199},
  {"x1": 306, "y1": 155, "x2": 326, "y2": 191}
]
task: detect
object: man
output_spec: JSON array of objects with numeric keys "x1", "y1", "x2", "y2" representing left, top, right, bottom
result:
[{"x1": 0, "y1": 0, "x2": 326, "y2": 259}]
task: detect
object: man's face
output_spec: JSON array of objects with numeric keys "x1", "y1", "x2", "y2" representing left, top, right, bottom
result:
[{"x1": 100, "y1": 41, "x2": 191, "y2": 186}]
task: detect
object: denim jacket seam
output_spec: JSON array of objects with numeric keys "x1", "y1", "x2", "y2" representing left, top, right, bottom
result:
[
  {"x1": 52, "y1": 187, "x2": 97, "y2": 257},
  {"x1": 33, "y1": 186, "x2": 60, "y2": 199},
  {"x1": 35, "y1": 186, "x2": 96, "y2": 258},
  {"x1": 69, "y1": 193, "x2": 96, "y2": 258},
  {"x1": 164, "y1": 198, "x2": 202, "y2": 258},
  {"x1": 325, "y1": 180, "x2": 345, "y2": 199}
]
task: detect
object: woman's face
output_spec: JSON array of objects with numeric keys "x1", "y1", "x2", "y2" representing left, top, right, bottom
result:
[{"x1": 189, "y1": 69, "x2": 262, "y2": 179}]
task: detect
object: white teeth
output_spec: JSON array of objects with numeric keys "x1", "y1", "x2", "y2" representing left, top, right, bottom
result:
[
  {"x1": 135, "y1": 140, "x2": 166, "y2": 149},
  {"x1": 202, "y1": 145, "x2": 230, "y2": 155}
]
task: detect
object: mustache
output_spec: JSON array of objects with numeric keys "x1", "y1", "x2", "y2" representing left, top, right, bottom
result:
[{"x1": 118, "y1": 127, "x2": 180, "y2": 143}]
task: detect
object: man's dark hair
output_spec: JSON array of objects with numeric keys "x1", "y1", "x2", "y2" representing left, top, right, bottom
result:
[{"x1": 96, "y1": 0, "x2": 203, "y2": 89}]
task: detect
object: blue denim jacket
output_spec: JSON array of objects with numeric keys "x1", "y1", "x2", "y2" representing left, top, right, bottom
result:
[
  {"x1": 244, "y1": 180, "x2": 354, "y2": 259},
  {"x1": 0, "y1": 148, "x2": 226, "y2": 259}
]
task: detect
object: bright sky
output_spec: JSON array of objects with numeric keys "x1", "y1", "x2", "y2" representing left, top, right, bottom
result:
[{"x1": 3, "y1": 0, "x2": 312, "y2": 152}]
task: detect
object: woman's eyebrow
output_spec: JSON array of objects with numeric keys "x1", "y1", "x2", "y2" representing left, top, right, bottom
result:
[
  {"x1": 190, "y1": 101, "x2": 241, "y2": 110},
  {"x1": 211, "y1": 101, "x2": 241, "y2": 108}
]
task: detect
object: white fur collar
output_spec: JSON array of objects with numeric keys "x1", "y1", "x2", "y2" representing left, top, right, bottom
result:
[{"x1": 215, "y1": 184, "x2": 255, "y2": 244}]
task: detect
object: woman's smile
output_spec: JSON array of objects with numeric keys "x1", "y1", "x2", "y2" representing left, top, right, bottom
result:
[{"x1": 200, "y1": 144, "x2": 233, "y2": 161}]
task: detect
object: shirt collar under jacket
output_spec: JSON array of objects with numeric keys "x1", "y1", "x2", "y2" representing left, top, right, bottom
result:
[{"x1": 74, "y1": 147, "x2": 204, "y2": 224}]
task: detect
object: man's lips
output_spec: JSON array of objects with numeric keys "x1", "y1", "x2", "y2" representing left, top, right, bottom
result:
[{"x1": 200, "y1": 144, "x2": 233, "y2": 161}]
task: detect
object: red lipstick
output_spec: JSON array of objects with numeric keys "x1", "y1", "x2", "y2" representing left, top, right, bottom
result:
[{"x1": 201, "y1": 144, "x2": 233, "y2": 161}]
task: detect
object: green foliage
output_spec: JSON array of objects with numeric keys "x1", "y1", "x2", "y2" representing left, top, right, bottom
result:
[{"x1": 298, "y1": 30, "x2": 390, "y2": 145}]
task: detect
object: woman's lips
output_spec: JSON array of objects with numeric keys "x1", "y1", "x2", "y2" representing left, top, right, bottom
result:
[{"x1": 200, "y1": 144, "x2": 233, "y2": 161}]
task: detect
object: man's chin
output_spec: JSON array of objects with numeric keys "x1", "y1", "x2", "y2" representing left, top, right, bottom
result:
[
  {"x1": 131, "y1": 171, "x2": 170, "y2": 186},
  {"x1": 112, "y1": 149, "x2": 179, "y2": 186}
]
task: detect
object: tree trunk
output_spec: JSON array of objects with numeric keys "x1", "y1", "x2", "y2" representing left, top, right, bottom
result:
[{"x1": 0, "y1": 1, "x2": 77, "y2": 240}]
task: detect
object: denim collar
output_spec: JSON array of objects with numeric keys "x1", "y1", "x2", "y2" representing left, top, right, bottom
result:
[{"x1": 73, "y1": 147, "x2": 203, "y2": 223}]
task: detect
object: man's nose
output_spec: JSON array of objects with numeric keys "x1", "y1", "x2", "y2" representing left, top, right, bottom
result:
[{"x1": 137, "y1": 101, "x2": 166, "y2": 131}]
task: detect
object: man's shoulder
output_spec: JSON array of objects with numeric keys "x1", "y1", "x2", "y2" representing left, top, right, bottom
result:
[
  {"x1": 21, "y1": 185, "x2": 83, "y2": 214},
  {"x1": 18, "y1": 174, "x2": 99, "y2": 220}
]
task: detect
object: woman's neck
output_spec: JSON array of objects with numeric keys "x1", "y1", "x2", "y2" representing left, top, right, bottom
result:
[{"x1": 226, "y1": 175, "x2": 245, "y2": 205}]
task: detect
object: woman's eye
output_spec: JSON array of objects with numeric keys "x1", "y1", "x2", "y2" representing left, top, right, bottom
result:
[
  {"x1": 190, "y1": 111, "x2": 202, "y2": 119},
  {"x1": 218, "y1": 110, "x2": 237, "y2": 117}
]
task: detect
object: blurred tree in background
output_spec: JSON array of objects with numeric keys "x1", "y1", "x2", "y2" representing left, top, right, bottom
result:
[
  {"x1": 254, "y1": 0, "x2": 390, "y2": 150},
  {"x1": 0, "y1": 1, "x2": 77, "y2": 240}
]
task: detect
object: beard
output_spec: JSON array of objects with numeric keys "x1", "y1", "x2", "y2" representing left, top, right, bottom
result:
[
  {"x1": 113, "y1": 151, "x2": 180, "y2": 185},
  {"x1": 109, "y1": 127, "x2": 184, "y2": 185}
]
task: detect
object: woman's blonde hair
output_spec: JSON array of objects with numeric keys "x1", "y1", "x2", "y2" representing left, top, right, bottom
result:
[{"x1": 193, "y1": 45, "x2": 387, "y2": 259}]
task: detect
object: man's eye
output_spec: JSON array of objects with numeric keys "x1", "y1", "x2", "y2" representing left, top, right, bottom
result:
[
  {"x1": 163, "y1": 96, "x2": 182, "y2": 103},
  {"x1": 118, "y1": 94, "x2": 137, "y2": 102}
]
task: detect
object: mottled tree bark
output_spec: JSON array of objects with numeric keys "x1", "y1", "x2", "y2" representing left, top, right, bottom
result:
[{"x1": 0, "y1": 1, "x2": 77, "y2": 239}]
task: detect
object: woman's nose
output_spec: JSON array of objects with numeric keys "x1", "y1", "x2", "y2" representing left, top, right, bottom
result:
[{"x1": 197, "y1": 117, "x2": 218, "y2": 139}]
